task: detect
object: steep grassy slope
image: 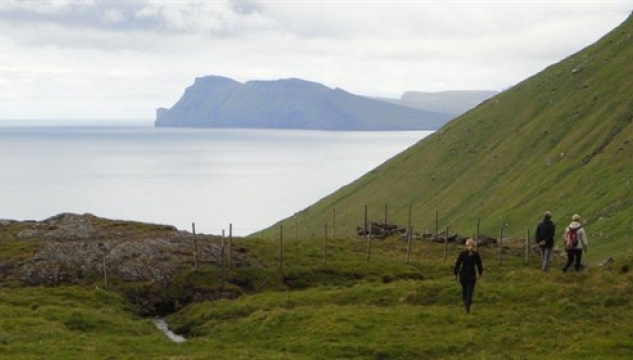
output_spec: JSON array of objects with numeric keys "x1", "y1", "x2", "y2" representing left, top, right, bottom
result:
[{"x1": 257, "y1": 14, "x2": 633, "y2": 262}]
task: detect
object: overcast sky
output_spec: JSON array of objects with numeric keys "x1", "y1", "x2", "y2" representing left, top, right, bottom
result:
[{"x1": 0, "y1": 0, "x2": 631, "y2": 120}]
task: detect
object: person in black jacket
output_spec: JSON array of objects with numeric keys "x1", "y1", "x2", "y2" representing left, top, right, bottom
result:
[
  {"x1": 453, "y1": 238, "x2": 484, "y2": 314},
  {"x1": 535, "y1": 211, "x2": 556, "y2": 271}
]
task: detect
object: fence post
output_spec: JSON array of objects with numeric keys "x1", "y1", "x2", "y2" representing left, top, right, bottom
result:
[
  {"x1": 384, "y1": 203, "x2": 388, "y2": 225},
  {"x1": 477, "y1": 218, "x2": 480, "y2": 242},
  {"x1": 221, "y1": 230, "x2": 225, "y2": 290},
  {"x1": 443, "y1": 225, "x2": 449, "y2": 261},
  {"x1": 366, "y1": 224, "x2": 372, "y2": 262},
  {"x1": 229, "y1": 223, "x2": 233, "y2": 269},
  {"x1": 333, "y1": 208, "x2": 336, "y2": 240},
  {"x1": 363, "y1": 205, "x2": 368, "y2": 240},
  {"x1": 407, "y1": 204, "x2": 412, "y2": 236},
  {"x1": 323, "y1": 223, "x2": 328, "y2": 266},
  {"x1": 498, "y1": 226, "x2": 503, "y2": 263},
  {"x1": 98, "y1": 242, "x2": 108, "y2": 291},
  {"x1": 103, "y1": 248, "x2": 108, "y2": 291},
  {"x1": 406, "y1": 225, "x2": 413, "y2": 263},
  {"x1": 406, "y1": 204, "x2": 413, "y2": 263},
  {"x1": 279, "y1": 225, "x2": 284, "y2": 269},
  {"x1": 525, "y1": 229, "x2": 530, "y2": 264},
  {"x1": 192, "y1": 222, "x2": 198, "y2": 270},
  {"x1": 435, "y1": 211, "x2": 439, "y2": 243}
]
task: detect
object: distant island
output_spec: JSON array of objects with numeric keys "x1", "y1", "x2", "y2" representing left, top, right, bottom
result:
[
  {"x1": 375, "y1": 90, "x2": 500, "y2": 116},
  {"x1": 155, "y1": 75, "x2": 498, "y2": 131}
]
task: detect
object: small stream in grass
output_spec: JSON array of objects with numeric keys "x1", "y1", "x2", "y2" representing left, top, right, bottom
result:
[{"x1": 152, "y1": 318, "x2": 186, "y2": 343}]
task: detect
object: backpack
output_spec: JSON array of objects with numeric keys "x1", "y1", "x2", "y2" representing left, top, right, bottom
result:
[{"x1": 565, "y1": 226, "x2": 582, "y2": 249}]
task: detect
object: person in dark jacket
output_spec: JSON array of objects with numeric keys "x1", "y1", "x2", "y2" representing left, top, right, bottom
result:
[
  {"x1": 453, "y1": 238, "x2": 484, "y2": 314},
  {"x1": 535, "y1": 211, "x2": 556, "y2": 271}
]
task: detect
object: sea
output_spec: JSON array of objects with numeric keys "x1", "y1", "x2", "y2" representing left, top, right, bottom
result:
[{"x1": 0, "y1": 120, "x2": 432, "y2": 236}]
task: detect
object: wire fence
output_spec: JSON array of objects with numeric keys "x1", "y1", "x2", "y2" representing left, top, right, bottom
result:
[{"x1": 189, "y1": 203, "x2": 561, "y2": 275}]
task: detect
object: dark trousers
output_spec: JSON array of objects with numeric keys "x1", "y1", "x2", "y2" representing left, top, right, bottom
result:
[
  {"x1": 563, "y1": 249, "x2": 583, "y2": 272},
  {"x1": 460, "y1": 277, "x2": 477, "y2": 309}
]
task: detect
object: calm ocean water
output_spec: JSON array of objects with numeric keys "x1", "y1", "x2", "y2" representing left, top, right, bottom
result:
[{"x1": 0, "y1": 123, "x2": 431, "y2": 236}]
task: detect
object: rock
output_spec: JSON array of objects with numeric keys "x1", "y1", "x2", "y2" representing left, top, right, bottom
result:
[
  {"x1": 2, "y1": 213, "x2": 250, "y2": 286},
  {"x1": 357, "y1": 222, "x2": 406, "y2": 239},
  {"x1": 599, "y1": 257, "x2": 615, "y2": 267}
]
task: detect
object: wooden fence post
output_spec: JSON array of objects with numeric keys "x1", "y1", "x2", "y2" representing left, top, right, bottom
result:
[
  {"x1": 498, "y1": 226, "x2": 503, "y2": 262},
  {"x1": 363, "y1": 205, "x2": 368, "y2": 240},
  {"x1": 384, "y1": 203, "x2": 388, "y2": 225},
  {"x1": 477, "y1": 218, "x2": 480, "y2": 242},
  {"x1": 443, "y1": 225, "x2": 449, "y2": 261},
  {"x1": 323, "y1": 223, "x2": 328, "y2": 266},
  {"x1": 435, "y1": 211, "x2": 439, "y2": 243},
  {"x1": 229, "y1": 223, "x2": 233, "y2": 269},
  {"x1": 406, "y1": 225, "x2": 413, "y2": 263},
  {"x1": 366, "y1": 224, "x2": 372, "y2": 262},
  {"x1": 407, "y1": 204, "x2": 412, "y2": 237},
  {"x1": 192, "y1": 222, "x2": 198, "y2": 270},
  {"x1": 279, "y1": 225, "x2": 284, "y2": 269},
  {"x1": 406, "y1": 204, "x2": 413, "y2": 263},
  {"x1": 221, "y1": 230, "x2": 225, "y2": 290},
  {"x1": 332, "y1": 208, "x2": 336, "y2": 240},
  {"x1": 525, "y1": 229, "x2": 530, "y2": 264},
  {"x1": 99, "y1": 242, "x2": 108, "y2": 291},
  {"x1": 103, "y1": 250, "x2": 108, "y2": 291}
]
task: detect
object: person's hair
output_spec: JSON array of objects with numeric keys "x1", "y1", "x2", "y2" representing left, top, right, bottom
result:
[
  {"x1": 572, "y1": 214, "x2": 581, "y2": 222},
  {"x1": 465, "y1": 238, "x2": 477, "y2": 250}
]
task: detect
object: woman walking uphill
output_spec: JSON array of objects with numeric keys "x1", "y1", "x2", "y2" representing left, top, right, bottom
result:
[
  {"x1": 453, "y1": 238, "x2": 483, "y2": 314},
  {"x1": 563, "y1": 214, "x2": 589, "y2": 272}
]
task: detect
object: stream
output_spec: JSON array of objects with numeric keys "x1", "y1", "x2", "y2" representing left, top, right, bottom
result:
[{"x1": 152, "y1": 318, "x2": 186, "y2": 343}]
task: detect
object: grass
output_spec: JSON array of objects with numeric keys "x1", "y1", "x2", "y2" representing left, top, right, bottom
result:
[
  {"x1": 0, "y1": 286, "x2": 164, "y2": 359},
  {"x1": 1, "y1": 235, "x2": 631, "y2": 359},
  {"x1": 165, "y1": 240, "x2": 633, "y2": 360}
]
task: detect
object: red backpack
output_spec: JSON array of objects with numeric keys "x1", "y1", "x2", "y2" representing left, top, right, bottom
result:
[{"x1": 565, "y1": 226, "x2": 582, "y2": 249}]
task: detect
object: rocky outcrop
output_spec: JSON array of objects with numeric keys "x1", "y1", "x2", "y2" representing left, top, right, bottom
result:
[
  {"x1": 2, "y1": 213, "x2": 246, "y2": 286},
  {"x1": 0, "y1": 213, "x2": 248, "y2": 314}
]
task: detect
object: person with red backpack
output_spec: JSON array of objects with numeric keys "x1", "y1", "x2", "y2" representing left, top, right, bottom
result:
[{"x1": 562, "y1": 214, "x2": 589, "y2": 272}]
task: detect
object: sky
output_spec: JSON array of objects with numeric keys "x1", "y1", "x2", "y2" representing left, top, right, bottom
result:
[{"x1": 0, "y1": 0, "x2": 631, "y2": 120}]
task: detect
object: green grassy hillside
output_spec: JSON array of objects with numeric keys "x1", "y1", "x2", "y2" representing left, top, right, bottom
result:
[
  {"x1": 2, "y1": 237, "x2": 632, "y2": 359},
  {"x1": 0, "y1": 237, "x2": 633, "y2": 360},
  {"x1": 257, "y1": 14, "x2": 633, "y2": 263},
  {"x1": 168, "y1": 251, "x2": 633, "y2": 360}
]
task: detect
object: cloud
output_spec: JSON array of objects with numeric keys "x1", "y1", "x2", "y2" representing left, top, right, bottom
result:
[
  {"x1": 0, "y1": 0, "x2": 631, "y2": 119},
  {"x1": 1, "y1": 1, "x2": 628, "y2": 54},
  {"x1": 0, "y1": 1, "x2": 158, "y2": 32},
  {"x1": 0, "y1": 0, "x2": 278, "y2": 48}
]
